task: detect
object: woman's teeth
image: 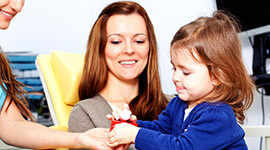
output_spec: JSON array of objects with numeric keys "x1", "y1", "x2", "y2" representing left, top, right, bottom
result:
[{"x1": 120, "y1": 61, "x2": 136, "y2": 65}]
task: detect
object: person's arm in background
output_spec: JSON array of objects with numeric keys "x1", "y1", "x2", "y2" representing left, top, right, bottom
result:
[{"x1": 0, "y1": 96, "x2": 111, "y2": 150}]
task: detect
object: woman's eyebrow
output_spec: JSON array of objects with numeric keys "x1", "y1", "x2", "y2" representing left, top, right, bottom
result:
[{"x1": 107, "y1": 34, "x2": 122, "y2": 38}]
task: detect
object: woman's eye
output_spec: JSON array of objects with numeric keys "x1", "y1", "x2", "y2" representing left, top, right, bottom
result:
[
  {"x1": 111, "y1": 41, "x2": 120, "y2": 44},
  {"x1": 171, "y1": 67, "x2": 176, "y2": 71},
  {"x1": 136, "y1": 40, "x2": 145, "y2": 44}
]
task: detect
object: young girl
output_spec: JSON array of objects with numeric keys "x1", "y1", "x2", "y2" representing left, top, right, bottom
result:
[{"x1": 108, "y1": 10, "x2": 254, "y2": 149}]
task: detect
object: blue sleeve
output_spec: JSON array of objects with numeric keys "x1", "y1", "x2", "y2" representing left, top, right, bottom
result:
[
  {"x1": 137, "y1": 97, "x2": 180, "y2": 134},
  {"x1": 135, "y1": 106, "x2": 247, "y2": 150},
  {"x1": 0, "y1": 83, "x2": 7, "y2": 111}
]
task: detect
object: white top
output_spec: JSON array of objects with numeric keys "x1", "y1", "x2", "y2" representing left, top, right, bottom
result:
[
  {"x1": 184, "y1": 107, "x2": 194, "y2": 121},
  {"x1": 107, "y1": 101, "x2": 118, "y2": 111}
]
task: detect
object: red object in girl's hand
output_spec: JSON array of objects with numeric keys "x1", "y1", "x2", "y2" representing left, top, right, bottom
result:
[
  {"x1": 109, "y1": 109, "x2": 138, "y2": 132},
  {"x1": 109, "y1": 119, "x2": 138, "y2": 132}
]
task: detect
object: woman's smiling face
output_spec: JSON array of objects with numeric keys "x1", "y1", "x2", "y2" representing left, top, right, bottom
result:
[
  {"x1": 105, "y1": 13, "x2": 149, "y2": 82},
  {"x1": 0, "y1": 0, "x2": 25, "y2": 29}
]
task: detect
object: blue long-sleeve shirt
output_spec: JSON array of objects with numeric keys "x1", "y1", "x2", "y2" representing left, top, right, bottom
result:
[{"x1": 135, "y1": 96, "x2": 247, "y2": 150}]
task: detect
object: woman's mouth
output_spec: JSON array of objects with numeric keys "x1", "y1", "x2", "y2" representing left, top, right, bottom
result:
[
  {"x1": 119, "y1": 60, "x2": 138, "y2": 68},
  {"x1": 119, "y1": 60, "x2": 137, "y2": 65}
]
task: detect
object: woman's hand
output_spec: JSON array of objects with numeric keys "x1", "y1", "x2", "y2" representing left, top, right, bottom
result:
[{"x1": 76, "y1": 128, "x2": 112, "y2": 150}]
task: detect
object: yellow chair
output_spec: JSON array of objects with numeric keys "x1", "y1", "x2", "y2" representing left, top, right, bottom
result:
[{"x1": 35, "y1": 50, "x2": 84, "y2": 131}]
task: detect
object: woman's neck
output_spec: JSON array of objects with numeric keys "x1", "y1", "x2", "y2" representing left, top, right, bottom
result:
[{"x1": 99, "y1": 73, "x2": 139, "y2": 109}]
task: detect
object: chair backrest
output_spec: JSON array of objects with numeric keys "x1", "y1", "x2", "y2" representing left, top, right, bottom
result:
[
  {"x1": 35, "y1": 51, "x2": 84, "y2": 130},
  {"x1": 243, "y1": 125, "x2": 270, "y2": 150}
]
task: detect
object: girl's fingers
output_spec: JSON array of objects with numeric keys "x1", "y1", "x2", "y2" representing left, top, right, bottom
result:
[
  {"x1": 108, "y1": 136, "x2": 120, "y2": 147},
  {"x1": 108, "y1": 141, "x2": 119, "y2": 148},
  {"x1": 112, "y1": 109, "x2": 120, "y2": 120},
  {"x1": 109, "y1": 137, "x2": 117, "y2": 144},
  {"x1": 106, "y1": 114, "x2": 113, "y2": 120},
  {"x1": 129, "y1": 115, "x2": 137, "y2": 122},
  {"x1": 123, "y1": 104, "x2": 129, "y2": 110}
]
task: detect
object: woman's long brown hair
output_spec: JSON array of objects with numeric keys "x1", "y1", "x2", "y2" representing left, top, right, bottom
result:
[
  {"x1": 170, "y1": 10, "x2": 254, "y2": 124},
  {"x1": 0, "y1": 50, "x2": 34, "y2": 121},
  {"x1": 79, "y1": 1, "x2": 168, "y2": 121}
]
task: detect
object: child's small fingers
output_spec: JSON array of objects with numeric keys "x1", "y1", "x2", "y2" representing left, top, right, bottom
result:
[
  {"x1": 108, "y1": 141, "x2": 119, "y2": 148},
  {"x1": 123, "y1": 104, "x2": 130, "y2": 110},
  {"x1": 108, "y1": 130, "x2": 115, "y2": 138},
  {"x1": 129, "y1": 115, "x2": 137, "y2": 121},
  {"x1": 108, "y1": 137, "x2": 120, "y2": 147},
  {"x1": 113, "y1": 110, "x2": 120, "y2": 120},
  {"x1": 109, "y1": 137, "x2": 115, "y2": 144},
  {"x1": 106, "y1": 114, "x2": 113, "y2": 120}
]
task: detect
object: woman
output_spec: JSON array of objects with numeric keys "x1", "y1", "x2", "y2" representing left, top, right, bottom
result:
[
  {"x1": 68, "y1": 1, "x2": 170, "y2": 133},
  {"x1": 0, "y1": 0, "x2": 111, "y2": 149}
]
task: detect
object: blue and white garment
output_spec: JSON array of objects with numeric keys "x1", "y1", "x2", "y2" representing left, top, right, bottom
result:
[
  {"x1": 135, "y1": 96, "x2": 247, "y2": 150},
  {"x1": 0, "y1": 83, "x2": 7, "y2": 110}
]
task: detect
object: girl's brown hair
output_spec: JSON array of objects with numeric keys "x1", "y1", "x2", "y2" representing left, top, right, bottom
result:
[
  {"x1": 79, "y1": 1, "x2": 168, "y2": 121},
  {"x1": 0, "y1": 51, "x2": 34, "y2": 120},
  {"x1": 170, "y1": 10, "x2": 254, "y2": 124}
]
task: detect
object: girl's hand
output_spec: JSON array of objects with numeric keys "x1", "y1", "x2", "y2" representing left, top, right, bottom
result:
[
  {"x1": 106, "y1": 104, "x2": 137, "y2": 123},
  {"x1": 108, "y1": 123, "x2": 140, "y2": 147}
]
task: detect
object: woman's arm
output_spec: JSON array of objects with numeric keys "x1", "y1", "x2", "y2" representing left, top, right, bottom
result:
[{"x1": 0, "y1": 96, "x2": 111, "y2": 149}]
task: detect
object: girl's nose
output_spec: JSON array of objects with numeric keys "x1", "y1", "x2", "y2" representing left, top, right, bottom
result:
[{"x1": 172, "y1": 70, "x2": 181, "y2": 83}]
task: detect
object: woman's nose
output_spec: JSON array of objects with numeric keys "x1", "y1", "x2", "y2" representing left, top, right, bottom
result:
[
  {"x1": 10, "y1": 0, "x2": 24, "y2": 12},
  {"x1": 123, "y1": 42, "x2": 135, "y2": 55}
]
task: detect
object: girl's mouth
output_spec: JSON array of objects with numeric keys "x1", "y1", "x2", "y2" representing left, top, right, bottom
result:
[
  {"x1": 0, "y1": 10, "x2": 15, "y2": 19},
  {"x1": 176, "y1": 86, "x2": 185, "y2": 92}
]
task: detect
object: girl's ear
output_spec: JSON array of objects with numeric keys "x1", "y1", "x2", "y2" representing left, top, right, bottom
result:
[
  {"x1": 211, "y1": 75, "x2": 220, "y2": 86},
  {"x1": 212, "y1": 79, "x2": 220, "y2": 86}
]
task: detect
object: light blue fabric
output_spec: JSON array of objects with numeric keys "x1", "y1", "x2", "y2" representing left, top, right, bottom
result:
[{"x1": 0, "y1": 83, "x2": 7, "y2": 110}]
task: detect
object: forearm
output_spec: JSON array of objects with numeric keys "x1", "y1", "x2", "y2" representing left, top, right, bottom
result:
[
  {"x1": 1, "y1": 119, "x2": 80, "y2": 149},
  {"x1": 0, "y1": 97, "x2": 80, "y2": 149},
  {"x1": 0, "y1": 97, "x2": 111, "y2": 150}
]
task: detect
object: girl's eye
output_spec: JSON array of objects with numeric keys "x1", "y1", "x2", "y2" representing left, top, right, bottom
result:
[
  {"x1": 183, "y1": 72, "x2": 191, "y2": 75},
  {"x1": 171, "y1": 67, "x2": 176, "y2": 71}
]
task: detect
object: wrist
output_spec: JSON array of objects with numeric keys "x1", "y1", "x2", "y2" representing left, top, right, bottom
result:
[
  {"x1": 131, "y1": 127, "x2": 140, "y2": 143},
  {"x1": 73, "y1": 133, "x2": 82, "y2": 148}
]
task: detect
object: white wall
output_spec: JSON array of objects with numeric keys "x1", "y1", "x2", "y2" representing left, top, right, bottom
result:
[
  {"x1": 0, "y1": 0, "x2": 216, "y2": 95},
  {"x1": 0, "y1": 0, "x2": 268, "y2": 149}
]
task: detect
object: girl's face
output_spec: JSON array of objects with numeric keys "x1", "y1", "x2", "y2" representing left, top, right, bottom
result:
[
  {"x1": 105, "y1": 13, "x2": 149, "y2": 82},
  {"x1": 0, "y1": 0, "x2": 24, "y2": 29},
  {"x1": 171, "y1": 49, "x2": 215, "y2": 108}
]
